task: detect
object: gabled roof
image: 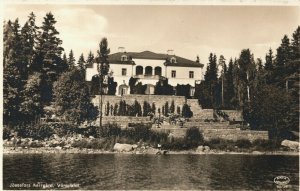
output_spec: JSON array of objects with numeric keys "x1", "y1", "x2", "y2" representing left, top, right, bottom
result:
[{"x1": 86, "y1": 50, "x2": 204, "y2": 68}]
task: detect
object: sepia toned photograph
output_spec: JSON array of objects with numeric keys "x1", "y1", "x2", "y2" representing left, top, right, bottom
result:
[{"x1": 2, "y1": 0, "x2": 300, "y2": 190}]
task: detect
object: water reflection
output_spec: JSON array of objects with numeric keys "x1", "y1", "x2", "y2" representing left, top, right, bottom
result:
[{"x1": 3, "y1": 154, "x2": 299, "y2": 190}]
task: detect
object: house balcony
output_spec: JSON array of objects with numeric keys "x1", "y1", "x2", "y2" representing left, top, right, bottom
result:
[{"x1": 133, "y1": 74, "x2": 166, "y2": 80}]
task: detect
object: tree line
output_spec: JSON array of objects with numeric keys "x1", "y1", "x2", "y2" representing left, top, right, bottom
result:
[
  {"x1": 195, "y1": 26, "x2": 299, "y2": 137},
  {"x1": 3, "y1": 12, "x2": 99, "y2": 126}
]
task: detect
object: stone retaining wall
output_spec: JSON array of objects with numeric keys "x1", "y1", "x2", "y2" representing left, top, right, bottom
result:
[
  {"x1": 92, "y1": 95, "x2": 186, "y2": 115},
  {"x1": 102, "y1": 116, "x2": 150, "y2": 122},
  {"x1": 153, "y1": 128, "x2": 269, "y2": 142},
  {"x1": 92, "y1": 95, "x2": 243, "y2": 121},
  {"x1": 97, "y1": 116, "x2": 151, "y2": 128},
  {"x1": 202, "y1": 129, "x2": 269, "y2": 142}
]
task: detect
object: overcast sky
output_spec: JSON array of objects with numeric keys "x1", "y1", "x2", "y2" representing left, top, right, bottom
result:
[{"x1": 4, "y1": 3, "x2": 300, "y2": 67}]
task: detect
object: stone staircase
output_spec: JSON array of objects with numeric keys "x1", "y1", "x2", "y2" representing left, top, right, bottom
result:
[
  {"x1": 186, "y1": 99, "x2": 215, "y2": 120},
  {"x1": 186, "y1": 99, "x2": 202, "y2": 115}
]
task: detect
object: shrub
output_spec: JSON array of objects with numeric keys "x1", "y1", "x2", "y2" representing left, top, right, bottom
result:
[
  {"x1": 52, "y1": 123, "x2": 78, "y2": 137},
  {"x1": 121, "y1": 123, "x2": 152, "y2": 142},
  {"x1": 149, "y1": 131, "x2": 168, "y2": 145},
  {"x1": 252, "y1": 139, "x2": 280, "y2": 151},
  {"x1": 162, "y1": 138, "x2": 187, "y2": 150},
  {"x1": 3, "y1": 126, "x2": 11, "y2": 140},
  {"x1": 185, "y1": 127, "x2": 204, "y2": 148},
  {"x1": 205, "y1": 138, "x2": 235, "y2": 151},
  {"x1": 235, "y1": 139, "x2": 252, "y2": 148},
  {"x1": 71, "y1": 138, "x2": 116, "y2": 150},
  {"x1": 96, "y1": 123, "x2": 121, "y2": 138},
  {"x1": 81, "y1": 126, "x2": 97, "y2": 137},
  {"x1": 182, "y1": 103, "x2": 193, "y2": 118},
  {"x1": 24, "y1": 124, "x2": 55, "y2": 140},
  {"x1": 71, "y1": 139, "x2": 90, "y2": 149}
]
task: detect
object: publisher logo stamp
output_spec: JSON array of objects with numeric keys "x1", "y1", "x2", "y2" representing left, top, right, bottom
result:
[{"x1": 274, "y1": 176, "x2": 291, "y2": 189}]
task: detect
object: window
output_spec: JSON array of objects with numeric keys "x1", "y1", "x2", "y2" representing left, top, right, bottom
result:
[
  {"x1": 190, "y1": 87, "x2": 195, "y2": 96},
  {"x1": 145, "y1": 66, "x2": 153, "y2": 75},
  {"x1": 122, "y1": 68, "x2": 127, "y2": 76},
  {"x1": 154, "y1": 67, "x2": 162, "y2": 76},
  {"x1": 189, "y1": 71, "x2": 194, "y2": 78},
  {"x1": 171, "y1": 70, "x2": 176, "y2": 78},
  {"x1": 121, "y1": 55, "x2": 127, "y2": 61},
  {"x1": 170, "y1": 57, "x2": 176, "y2": 63},
  {"x1": 122, "y1": 88, "x2": 127, "y2": 95},
  {"x1": 119, "y1": 85, "x2": 128, "y2": 95}
]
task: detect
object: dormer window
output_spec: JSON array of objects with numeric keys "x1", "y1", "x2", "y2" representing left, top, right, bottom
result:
[
  {"x1": 121, "y1": 55, "x2": 128, "y2": 61},
  {"x1": 170, "y1": 57, "x2": 176, "y2": 63}
]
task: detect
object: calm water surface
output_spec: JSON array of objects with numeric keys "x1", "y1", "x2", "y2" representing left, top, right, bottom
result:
[{"x1": 3, "y1": 154, "x2": 299, "y2": 190}]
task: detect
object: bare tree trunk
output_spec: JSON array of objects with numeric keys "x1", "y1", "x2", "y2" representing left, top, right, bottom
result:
[
  {"x1": 222, "y1": 76, "x2": 224, "y2": 107},
  {"x1": 99, "y1": 64, "x2": 103, "y2": 128}
]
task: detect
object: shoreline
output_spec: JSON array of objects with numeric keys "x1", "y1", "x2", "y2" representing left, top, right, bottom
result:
[{"x1": 3, "y1": 146, "x2": 299, "y2": 156}]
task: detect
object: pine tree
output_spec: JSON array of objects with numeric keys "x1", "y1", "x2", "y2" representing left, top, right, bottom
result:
[
  {"x1": 237, "y1": 49, "x2": 253, "y2": 105},
  {"x1": 290, "y1": 26, "x2": 300, "y2": 60},
  {"x1": 68, "y1": 50, "x2": 76, "y2": 70},
  {"x1": 35, "y1": 12, "x2": 64, "y2": 73},
  {"x1": 113, "y1": 103, "x2": 118, "y2": 116},
  {"x1": 143, "y1": 101, "x2": 151, "y2": 116},
  {"x1": 3, "y1": 19, "x2": 26, "y2": 126},
  {"x1": 151, "y1": 102, "x2": 156, "y2": 114},
  {"x1": 201, "y1": 53, "x2": 218, "y2": 108},
  {"x1": 177, "y1": 106, "x2": 181, "y2": 115},
  {"x1": 12, "y1": 19, "x2": 27, "y2": 82},
  {"x1": 232, "y1": 58, "x2": 240, "y2": 107},
  {"x1": 225, "y1": 58, "x2": 235, "y2": 109},
  {"x1": 61, "y1": 53, "x2": 68, "y2": 72},
  {"x1": 21, "y1": 12, "x2": 39, "y2": 75},
  {"x1": 77, "y1": 53, "x2": 86, "y2": 75},
  {"x1": 105, "y1": 101, "x2": 110, "y2": 116},
  {"x1": 164, "y1": 101, "x2": 169, "y2": 116},
  {"x1": 86, "y1": 50, "x2": 94, "y2": 66},
  {"x1": 274, "y1": 35, "x2": 292, "y2": 87},
  {"x1": 264, "y1": 48, "x2": 274, "y2": 84},
  {"x1": 170, "y1": 100, "x2": 175, "y2": 114},
  {"x1": 3, "y1": 20, "x2": 14, "y2": 67},
  {"x1": 265, "y1": 48, "x2": 274, "y2": 71},
  {"x1": 35, "y1": 12, "x2": 64, "y2": 104}
]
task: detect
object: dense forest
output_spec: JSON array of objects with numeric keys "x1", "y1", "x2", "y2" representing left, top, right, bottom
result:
[
  {"x1": 3, "y1": 12, "x2": 299, "y2": 139},
  {"x1": 195, "y1": 26, "x2": 300, "y2": 137},
  {"x1": 3, "y1": 12, "x2": 99, "y2": 126}
]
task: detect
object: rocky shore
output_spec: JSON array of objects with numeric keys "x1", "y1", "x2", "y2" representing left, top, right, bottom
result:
[
  {"x1": 3, "y1": 145, "x2": 299, "y2": 156},
  {"x1": 3, "y1": 134, "x2": 299, "y2": 156}
]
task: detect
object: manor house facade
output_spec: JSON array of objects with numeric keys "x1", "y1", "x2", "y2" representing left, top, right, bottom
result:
[{"x1": 85, "y1": 49, "x2": 204, "y2": 96}]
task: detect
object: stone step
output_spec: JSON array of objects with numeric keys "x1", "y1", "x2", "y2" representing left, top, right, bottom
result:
[{"x1": 183, "y1": 124, "x2": 237, "y2": 129}]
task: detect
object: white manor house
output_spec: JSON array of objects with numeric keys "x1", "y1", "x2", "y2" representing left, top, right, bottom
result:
[{"x1": 85, "y1": 48, "x2": 204, "y2": 96}]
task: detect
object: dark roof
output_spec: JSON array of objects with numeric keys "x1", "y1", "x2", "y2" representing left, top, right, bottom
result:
[
  {"x1": 114, "y1": 51, "x2": 203, "y2": 68},
  {"x1": 86, "y1": 51, "x2": 204, "y2": 68}
]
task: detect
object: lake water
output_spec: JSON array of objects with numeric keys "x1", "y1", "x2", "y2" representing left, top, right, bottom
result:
[{"x1": 3, "y1": 154, "x2": 299, "y2": 190}]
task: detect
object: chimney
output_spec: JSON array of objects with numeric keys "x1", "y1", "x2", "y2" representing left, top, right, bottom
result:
[
  {"x1": 196, "y1": 55, "x2": 200, "y2": 63},
  {"x1": 118, "y1": 47, "x2": 126, "y2": 53},
  {"x1": 167, "y1": 49, "x2": 174, "y2": 55}
]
